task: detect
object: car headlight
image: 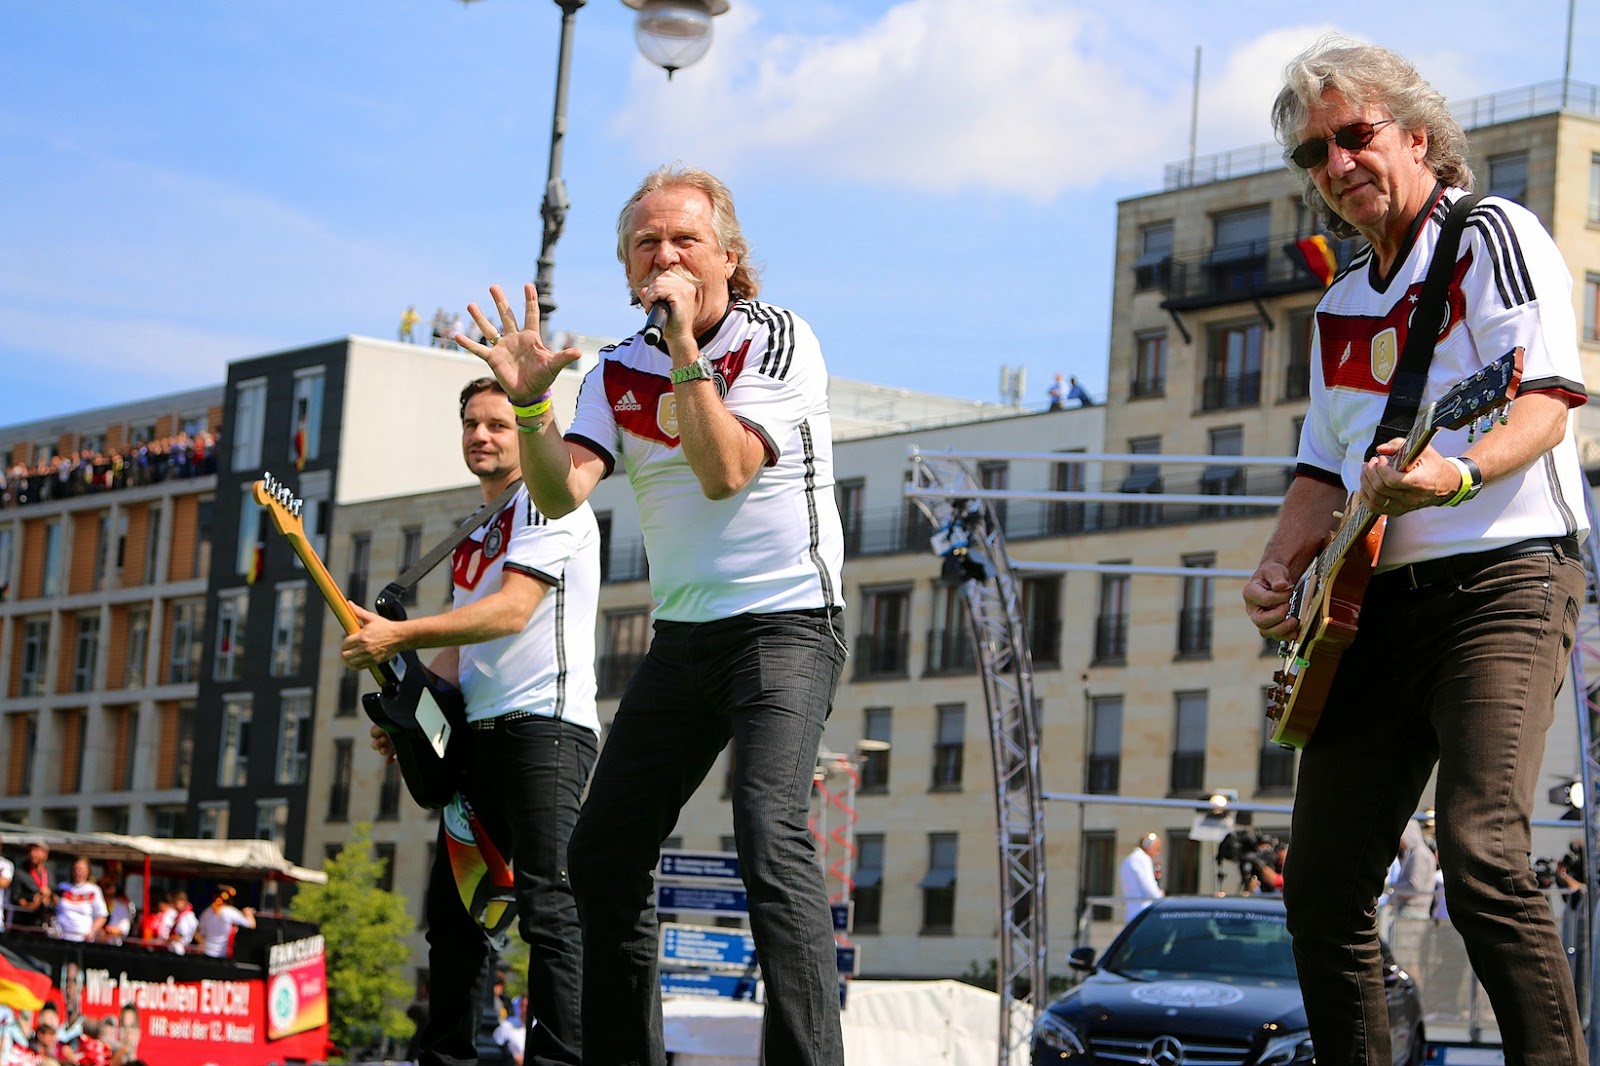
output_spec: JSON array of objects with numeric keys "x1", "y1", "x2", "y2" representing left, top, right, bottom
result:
[
  {"x1": 1033, "y1": 1013, "x2": 1087, "y2": 1056},
  {"x1": 1258, "y1": 1029, "x2": 1315, "y2": 1065}
]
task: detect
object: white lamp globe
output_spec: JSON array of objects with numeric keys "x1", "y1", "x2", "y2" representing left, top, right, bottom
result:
[{"x1": 623, "y1": 0, "x2": 729, "y2": 76}]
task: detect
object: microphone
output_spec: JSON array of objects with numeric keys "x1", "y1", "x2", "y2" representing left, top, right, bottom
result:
[{"x1": 642, "y1": 303, "x2": 669, "y2": 346}]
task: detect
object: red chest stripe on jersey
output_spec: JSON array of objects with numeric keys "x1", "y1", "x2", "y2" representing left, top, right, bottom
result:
[
  {"x1": 604, "y1": 341, "x2": 753, "y2": 445},
  {"x1": 1316, "y1": 252, "x2": 1472, "y2": 394},
  {"x1": 453, "y1": 505, "x2": 516, "y2": 591}
]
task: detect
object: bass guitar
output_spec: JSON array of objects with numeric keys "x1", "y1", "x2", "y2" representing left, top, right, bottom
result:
[
  {"x1": 1267, "y1": 348, "x2": 1523, "y2": 749},
  {"x1": 253, "y1": 472, "x2": 466, "y2": 809}
]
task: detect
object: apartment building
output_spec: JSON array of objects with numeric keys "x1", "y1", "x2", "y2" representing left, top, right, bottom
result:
[{"x1": 0, "y1": 387, "x2": 222, "y2": 837}]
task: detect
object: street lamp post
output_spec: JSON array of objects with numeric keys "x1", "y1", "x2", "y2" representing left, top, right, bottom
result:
[{"x1": 532, "y1": 0, "x2": 585, "y2": 343}]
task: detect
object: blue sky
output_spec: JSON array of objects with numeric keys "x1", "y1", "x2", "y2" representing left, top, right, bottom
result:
[{"x1": 3, "y1": 0, "x2": 1596, "y2": 427}]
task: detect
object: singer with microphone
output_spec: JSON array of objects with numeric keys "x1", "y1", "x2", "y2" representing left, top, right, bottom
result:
[{"x1": 457, "y1": 164, "x2": 848, "y2": 1066}]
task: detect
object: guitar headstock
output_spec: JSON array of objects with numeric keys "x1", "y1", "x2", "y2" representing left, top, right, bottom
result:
[
  {"x1": 1432, "y1": 347, "x2": 1523, "y2": 431},
  {"x1": 253, "y1": 471, "x2": 307, "y2": 541}
]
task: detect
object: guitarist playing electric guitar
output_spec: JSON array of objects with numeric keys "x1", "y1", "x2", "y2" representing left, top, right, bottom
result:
[
  {"x1": 340, "y1": 377, "x2": 602, "y2": 1066},
  {"x1": 1243, "y1": 37, "x2": 1591, "y2": 1066}
]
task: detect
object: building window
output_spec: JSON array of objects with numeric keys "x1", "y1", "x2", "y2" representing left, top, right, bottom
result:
[
  {"x1": 979, "y1": 461, "x2": 1008, "y2": 532},
  {"x1": 599, "y1": 608, "x2": 651, "y2": 698},
  {"x1": 125, "y1": 606, "x2": 150, "y2": 688},
  {"x1": 926, "y1": 584, "x2": 975, "y2": 675},
  {"x1": 1118, "y1": 436, "x2": 1162, "y2": 528},
  {"x1": 854, "y1": 586, "x2": 911, "y2": 680},
  {"x1": 1087, "y1": 695, "x2": 1122, "y2": 794},
  {"x1": 1132, "y1": 330, "x2": 1167, "y2": 398},
  {"x1": 1171, "y1": 691, "x2": 1208, "y2": 794},
  {"x1": 276, "y1": 691, "x2": 313, "y2": 785},
  {"x1": 92, "y1": 515, "x2": 109, "y2": 592},
  {"x1": 347, "y1": 533, "x2": 372, "y2": 606},
  {"x1": 373, "y1": 842, "x2": 397, "y2": 894},
  {"x1": 1590, "y1": 153, "x2": 1600, "y2": 223},
  {"x1": 232, "y1": 378, "x2": 267, "y2": 471},
  {"x1": 1585, "y1": 274, "x2": 1600, "y2": 343},
  {"x1": 920, "y1": 833, "x2": 958, "y2": 934},
  {"x1": 861, "y1": 707, "x2": 891, "y2": 792},
  {"x1": 1178, "y1": 555, "x2": 1215, "y2": 658},
  {"x1": 1021, "y1": 576, "x2": 1062, "y2": 668},
  {"x1": 172, "y1": 702, "x2": 195, "y2": 789},
  {"x1": 328, "y1": 739, "x2": 353, "y2": 821},
  {"x1": 899, "y1": 469, "x2": 933, "y2": 552},
  {"x1": 1132, "y1": 221, "x2": 1173, "y2": 292},
  {"x1": 214, "y1": 589, "x2": 248, "y2": 682},
  {"x1": 1201, "y1": 425, "x2": 1246, "y2": 514},
  {"x1": 1203, "y1": 322, "x2": 1263, "y2": 410},
  {"x1": 19, "y1": 618, "x2": 49, "y2": 696},
  {"x1": 378, "y1": 760, "x2": 403, "y2": 820},
  {"x1": 1048, "y1": 454, "x2": 1085, "y2": 535},
  {"x1": 71, "y1": 615, "x2": 99, "y2": 693},
  {"x1": 338, "y1": 670, "x2": 361, "y2": 717},
  {"x1": 143, "y1": 503, "x2": 163, "y2": 585},
  {"x1": 1164, "y1": 829, "x2": 1203, "y2": 895},
  {"x1": 1487, "y1": 151, "x2": 1528, "y2": 203},
  {"x1": 1207, "y1": 204, "x2": 1271, "y2": 297},
  {"x1": 1082, "y1": 830, "x2": 1117, "y2": 921},
  {"x1": 400, "y1": 527, "x2": 423, "y2": 606},
  {"x1": 151, "y1": 806, "x2": 186, "y2": 839},
  {"x1": 197, "y1": 802, "x2": 229, "y2": 840},
  {"x1": 236, "y1": 490, "x2": 263, "y2": 579},
  {"x1": 255, "y1": 798, "x2": 289, "y2": 852},
  {"x1": 291, "y1": 368, "x2": 326, "y2": 466},
  {"x1": 1094, "y1": 572, "x2": 1129, "y2": 664},
  {"x1": 42, "y1": 521, "x2": 62, "y2": 597},
  {"x1": 167, "y1": 598, "x2": 205, "y2": 684},
  {"x1": 1258, "y1": 704, "x2": 1297, "y2": 793},
  {"x1": 218, "y1": 694, "x2": 252, "y2": 788},
  {"x1": 195, "y1": 494, "x2": 215, "y2": 580},
  {"x1": 931, "y1": 703, "x2": 965, "y2": 791},
  {"x1": 1285, "y1": 308, "x2": 1315, "y2": 399},
  {"x1": 0, "y1": 527, "x2": 13, "y2": 602},
  {"x1": 836, "y1": 478, "x2": 865, "y2": 556},
  {"x1": 271, "y1": 583, "x2": 307, "y2": 677},
  {"x1": 853, "y1": 833, "x2": 885, "y2": 932}
]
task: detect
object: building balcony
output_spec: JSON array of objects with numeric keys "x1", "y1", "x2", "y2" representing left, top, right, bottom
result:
[{"x1": 1158, "y1": 235, "x2": 1344, "y2": 312}]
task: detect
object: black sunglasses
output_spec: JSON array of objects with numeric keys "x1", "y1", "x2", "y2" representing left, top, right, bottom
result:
[{"x1": 1289, "y1": 119, "x2": 1395, "y2": 169}]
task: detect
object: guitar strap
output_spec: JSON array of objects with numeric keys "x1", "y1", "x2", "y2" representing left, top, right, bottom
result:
[
  {"x1": 387, "y1": 477, "x2": 524, "y2": 597},
  {"x1": 1364, "y1": 188, "x2": 1484, "y2": 460}
]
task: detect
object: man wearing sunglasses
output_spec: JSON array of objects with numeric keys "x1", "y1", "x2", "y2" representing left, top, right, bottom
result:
[{"x1": 1243, "y1": 35, "x2": 1589, "y2": 1066}]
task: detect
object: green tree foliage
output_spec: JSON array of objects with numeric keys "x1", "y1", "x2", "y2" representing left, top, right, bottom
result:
[{"x1": 290, "y1": 823, "x2": 415, "y2": 1057}]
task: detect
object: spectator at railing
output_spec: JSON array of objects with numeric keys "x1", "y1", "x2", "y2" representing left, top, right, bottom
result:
[{"x1": 1, "y1": 428, "x2": 221, "y2": 509}]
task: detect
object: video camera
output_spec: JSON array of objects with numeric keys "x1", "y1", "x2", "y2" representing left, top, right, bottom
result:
[{"x1": 1217, "y1": 828, "x2": 1283, "y2": 890}]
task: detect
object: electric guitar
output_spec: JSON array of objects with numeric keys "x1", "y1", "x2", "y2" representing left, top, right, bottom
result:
[
  {"x1": 253, "y1": 472, "x2": 467, "y2": 809},
  {"x1": 1266, "y1": 348, "x2": 1523, "y2": 749}
]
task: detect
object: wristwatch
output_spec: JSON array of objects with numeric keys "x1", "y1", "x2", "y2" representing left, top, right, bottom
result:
[{"x1": 669, "y1": 357, "x2": 715, "y2": 385}]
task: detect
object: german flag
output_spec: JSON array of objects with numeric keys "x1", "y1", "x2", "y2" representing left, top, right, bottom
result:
[
  {"x1": 294, "y1": 420, "x2": 308, "y2": 472},
  {"x1": 247, "y1": 541, "x2": 264, "y2": 585},
  {"x1": 1292, "y1": 234, "x2": 1338, "y2": 287},
  {"x1": 0, "y1": 942, "x2": 52, "y2": 1011}
]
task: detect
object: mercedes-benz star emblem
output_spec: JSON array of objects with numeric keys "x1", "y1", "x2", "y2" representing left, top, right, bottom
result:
[{"x1": 1149, "y1": 1035, "x2": 1184, "y2": 1066}]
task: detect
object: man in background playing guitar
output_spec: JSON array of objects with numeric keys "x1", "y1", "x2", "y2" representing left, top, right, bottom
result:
[
  {"x1": 341, "y1": 377, "x2": 601, "y2": 1066},
  {"x1": 1242, "y1": 36, "x2": 1589, "y2": 1066}
]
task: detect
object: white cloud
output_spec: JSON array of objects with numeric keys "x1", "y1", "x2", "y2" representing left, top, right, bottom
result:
[{"x1": 614, "y1": 0, "x2": 1188, "y2": 199}]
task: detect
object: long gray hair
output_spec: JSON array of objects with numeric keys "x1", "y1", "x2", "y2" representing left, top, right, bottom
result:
[
  {"x1": 615, "y1": 164, "x2": 761, "y2": 303},
  {"x1": 1271, "y1": 35, "x2": 1474, "y2": 238}
]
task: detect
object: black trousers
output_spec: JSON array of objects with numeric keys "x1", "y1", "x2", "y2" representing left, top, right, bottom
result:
[{"x1": 419, "y1": 715, "x2": 597, "y2": 1066}]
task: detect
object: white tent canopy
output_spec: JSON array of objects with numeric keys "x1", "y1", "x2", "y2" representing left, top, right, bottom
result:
[{"x1": 0, "y1": 821, "x2": 328, "y2": 883}]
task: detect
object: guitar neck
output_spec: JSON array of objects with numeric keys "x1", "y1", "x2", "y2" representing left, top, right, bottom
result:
[
  {"x1": 1316, "y1": 407, "x2": 1444, "y2": 575},
  {"x1": 276, "y1": 526, "x2": 389, "y2": 687}
]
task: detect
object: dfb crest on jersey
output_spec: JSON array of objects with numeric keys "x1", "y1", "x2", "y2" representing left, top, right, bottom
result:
[{"x1": 483, "y1": 523, "x2": 505, "y2": 561}]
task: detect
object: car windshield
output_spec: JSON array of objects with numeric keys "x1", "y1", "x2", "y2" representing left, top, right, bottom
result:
[{"x1": 1100, "y1": 907, "x2": 1298, "y2": 980}]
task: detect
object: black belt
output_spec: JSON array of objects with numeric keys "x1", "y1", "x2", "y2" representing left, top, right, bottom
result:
[
  {"x1": 470, "y1": 709, "x2": 543, "y2": 731},
  {"x1": 1374, "y1": 536, "x2": 1580, "y2": 592}
]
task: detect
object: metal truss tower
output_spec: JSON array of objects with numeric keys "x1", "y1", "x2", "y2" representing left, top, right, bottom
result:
[
  {"x1": 1566, "y1": 484, "x2": 1600, "y2": 1064},
  {"x1": 908, "y1": 449, "x2": 1048, "y2": 1066}
]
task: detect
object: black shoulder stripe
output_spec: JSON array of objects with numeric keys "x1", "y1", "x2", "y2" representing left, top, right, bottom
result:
[
  {"x1": 1466, "y1": 216, "x2": 1514, "y2": 309},
  {"x1": 1466, "y1": 204, "x2": 1535, "y2": 308},
  {"x1": 1481, "y1": 204, "x2": 1534, "y2": 303}
]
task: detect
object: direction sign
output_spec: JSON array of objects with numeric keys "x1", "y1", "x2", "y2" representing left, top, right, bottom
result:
[
  {"x1": 836, "y1": 944, "x2": 859, "y2": 976},
  {"x1": 660, "y1": 923, "x2": 756, "y2": 970},
  {"x1": 660, "y1": 970, "x2": 762, "y2": 1001},
  {"x1": 657, "y1": 883, "x2": 749, "y2": 918},
  {"x1": 830, "y1": 902, "x2": 852, "y2": 932},
  {"x1": 658, "y1": 850, "x2": 742, "y2": 881}
]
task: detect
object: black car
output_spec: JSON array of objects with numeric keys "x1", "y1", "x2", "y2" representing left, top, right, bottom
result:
[{"x1": 1033, "y1": 896, "x2": 1424, "y2": 1065}]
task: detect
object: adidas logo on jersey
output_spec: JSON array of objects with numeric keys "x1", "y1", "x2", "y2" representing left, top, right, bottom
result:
[{"x1": 615, "y1": 390, "x2": 642, "y2": 412}]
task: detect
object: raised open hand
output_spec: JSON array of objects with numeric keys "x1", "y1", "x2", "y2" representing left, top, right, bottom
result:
[{"x1": 456, "y1": 283, "x2": 583, "y2": 402}]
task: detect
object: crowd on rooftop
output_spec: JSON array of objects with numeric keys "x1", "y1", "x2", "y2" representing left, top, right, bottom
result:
[{"x1": 1, "y1": 431, "x2": 219, "y2": 510}]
